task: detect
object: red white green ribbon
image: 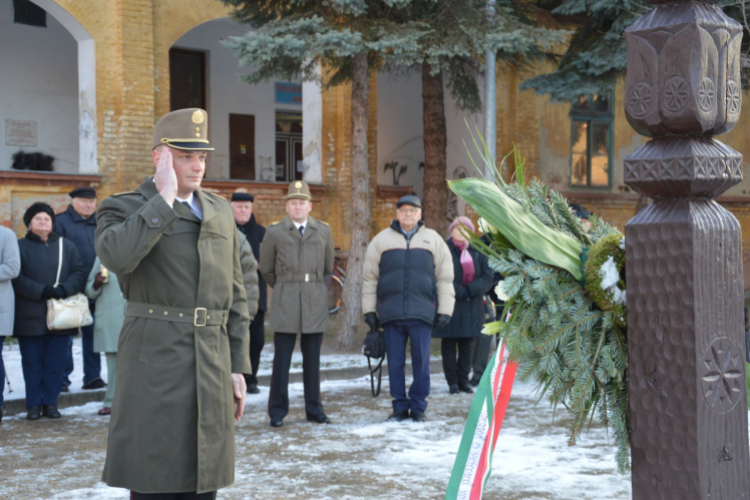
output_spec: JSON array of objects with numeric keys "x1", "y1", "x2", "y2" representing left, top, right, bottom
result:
[{"x1": 445, "y1": 338, "x2": 518, "y2": 500}]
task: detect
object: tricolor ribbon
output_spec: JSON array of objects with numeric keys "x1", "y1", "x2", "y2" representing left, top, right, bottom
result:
[{"x1": 445, "y1": 338, "x2": 518, "y2": 500}]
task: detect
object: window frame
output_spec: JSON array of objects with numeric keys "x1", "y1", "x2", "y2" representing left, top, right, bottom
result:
[{"x1": 568, "y1": 94, "x2": 614, "y2": 189}]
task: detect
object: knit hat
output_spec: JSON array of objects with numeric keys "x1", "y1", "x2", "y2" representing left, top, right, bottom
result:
[
  {"x1": 23, "y1": 202, "x2": 55, "y2": 227},
  {"x1": 448, "y1": 216, "x2": 474, "y2": 236}
]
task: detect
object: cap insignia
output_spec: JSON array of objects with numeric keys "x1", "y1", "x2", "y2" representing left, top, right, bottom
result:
[
  {"x1": 295, "y1": 181, "x2": 302, "y2": 193},
  {"x1": 191, "y1": 110, "x2": 204, "y2": 124}
]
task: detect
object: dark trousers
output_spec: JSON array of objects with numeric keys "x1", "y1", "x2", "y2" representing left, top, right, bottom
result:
[
  {"x1": 268, "y1": 332, "x2": 324, "y2": 420},
  {"x1": 441, "y1": 337, "x2": 473, "y2": 388},
  {"x1": 245, "y1": 311, "x2": 265, "y2": 386},
  {"x1": 470, "y1": 334, "x2": 494, "y2": 382},
  {"x1": 64, "y1": 303, "x2": 101, "y2": 386},
  {"x1": 130, "y1": 491, "x2": 216, "y2": 500},
  {"x1": 18, "y1": 335, "x2": 68, "y2": 407},
  {"x1": 0, "y1": 336, "x2": 5, "y2": 410},
  {"x1": 383, "y1": 320, "x2": 432, "y2": 414}
]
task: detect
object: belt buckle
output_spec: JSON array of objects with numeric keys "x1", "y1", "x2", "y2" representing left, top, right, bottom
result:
[{"x1": 194, "y1": 307, "x2": 208, "y2": 327}]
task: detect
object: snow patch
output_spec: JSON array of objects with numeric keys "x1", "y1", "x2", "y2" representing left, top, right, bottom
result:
[{"x1": 599, "y1": 256, "x2": 626, "y2": 305}]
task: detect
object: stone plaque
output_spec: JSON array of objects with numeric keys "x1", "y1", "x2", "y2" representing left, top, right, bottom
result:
[{"x1": 5, "y1": 119, "x2": 37, "y2": 147}]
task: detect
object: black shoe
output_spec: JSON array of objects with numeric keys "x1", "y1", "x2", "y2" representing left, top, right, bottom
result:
[
  {"x1": 410, "y1": 411, "x2": 426, "y2": 423},
  {"x1": 26, "y1": 406, "x2": 41, "y2": 420},
  {"x1": 387, "y1": 410, "x2": 410, "y2": 422},
  {"x1": 247, "y1": 384, "x2": 260, "y2": 395},
  {"x1": 469, "y1": 377, "x2": 480, "y2": 388},
  {"x1": 82, "y1": 377, "x2": 106, "y2": 390},
  {"x1": 306, "y1": 413, "x2": 331, "y2": 424},
  {"x1": 270, "y1": 418, "x2": 284, "y2": 428},
  {"x1": 459, "y1": 385, "x2": 474, "y2": 394},
  {"x1": 60, "y1": 383, "x2": 69, "y2": 393},
  {"x1": 42, "y1": 405, "x2": 61, "y2": 419},
  {"x1": 449, "y1": 384, "x2": 460, "y2": 394}
]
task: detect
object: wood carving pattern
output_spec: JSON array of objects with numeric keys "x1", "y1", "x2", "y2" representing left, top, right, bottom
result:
[
  {"x1": 624, "y1": 0, "x2": 750, "y2": 497},
  {"x1": 627, "y1": 82, "x2": 654, "y2": 117},
  {"x1": 701, "y1": 337, "x2": 743, "y2": 414},
  {"x1": 664, "y1": 76, "x2": 690, "y2": 112},
  {"x1": 697, "y1": 78, "x2": 716, "y2": 112}
]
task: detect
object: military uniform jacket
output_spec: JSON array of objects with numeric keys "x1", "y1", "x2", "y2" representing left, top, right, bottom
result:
[
  {"x1": 259, "y1": 216, "x2": 334, "y2": 334},
  {"x1": 95, "y1": 178, "x2": 251, "y2": 494}
]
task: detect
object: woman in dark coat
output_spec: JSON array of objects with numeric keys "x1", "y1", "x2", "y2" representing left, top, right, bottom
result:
[
  {"x1": 433, "y1": 216, "x2": 493, "y2": 394},
  {"x1": 12, "y1": 202, "x2": 86, "y2": 420}
]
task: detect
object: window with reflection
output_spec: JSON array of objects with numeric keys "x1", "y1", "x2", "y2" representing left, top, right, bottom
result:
[{"x1": 570, "y1": 93, "x2": 613, "y2": 188}]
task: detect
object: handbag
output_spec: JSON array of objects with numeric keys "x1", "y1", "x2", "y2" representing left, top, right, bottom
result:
[
  {"x1": 46, "y1": 237, "x2": 93, "y2": 331},
  {"x1": 362, "y1": 328, "x2": 386, "y2": 397}
]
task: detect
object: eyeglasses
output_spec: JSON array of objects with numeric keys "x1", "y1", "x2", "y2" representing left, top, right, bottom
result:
[{"x1": 398, "y1": 208, "x2": 420, "y2": 215}]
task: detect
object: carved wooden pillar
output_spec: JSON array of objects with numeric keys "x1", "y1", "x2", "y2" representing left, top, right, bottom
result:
[{"x1": 624, "y1": 1, "x2": 750, "y2": 498}]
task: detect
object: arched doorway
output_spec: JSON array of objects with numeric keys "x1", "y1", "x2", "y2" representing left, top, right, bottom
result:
[
  {"x1": 170, "y1": 17, "x2": 319, "y2": 182},
  {"x1": 0, "y1": 0, "x2": 96, "y2": 174}
]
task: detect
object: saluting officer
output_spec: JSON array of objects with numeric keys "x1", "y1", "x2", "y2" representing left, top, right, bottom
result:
[
  {"x1": 95, "y1": 108, "x2": 255, "y2": 500},
  {"x1": 260, "y1": 181, "x2": 335, "y2": 428}
]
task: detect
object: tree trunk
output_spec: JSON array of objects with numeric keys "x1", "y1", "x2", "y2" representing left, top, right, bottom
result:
[
  {"x1": 336, "y1": 50, "x2": 370, "y2": 349},
  {"x1": 421, "y1": 63, "x2": 449, "y2": 234}
]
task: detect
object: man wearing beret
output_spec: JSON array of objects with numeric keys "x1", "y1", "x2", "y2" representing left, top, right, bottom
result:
[
  {"x1": 95, "y1": 108, "x2": 253, "y2": 499},
  {"x1": 362, "y1": 195, "x2": 455, "y2": 422},
  {"x1": 232, "y1": 192, "x2": 267, "y2": 394},
  {"x1": 54, "y1": 186, "x2": 103, "y2": 392},
  {"x1": 259, "y1": 181, "x2": 335, "y2": 428}
]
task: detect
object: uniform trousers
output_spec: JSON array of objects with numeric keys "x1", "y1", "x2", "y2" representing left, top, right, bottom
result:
[
  {"x1": 64, "y1": 302, "x2": 102, "y2": 386},
  {"x1": 130, "y1": 491, "x2": 216, "y2": 499},
  {"x1": 268, "y1": 332, "x2": 324, "y2": 420},
  {"x1": 18, "y1": 335, "x2": 68, "y2": 407},
  {"x1": 383, "y1": 320, "x2": 432, "y2": 414},
  {"x1": 441, "y1": 337, "x2": 474, "y2": 389},
  {"x1": 245, "y1": 311, "x2": 265, "y2": 387},
  {"x1": 103, "y1": 353, "x2": 117, "y2": 408}
]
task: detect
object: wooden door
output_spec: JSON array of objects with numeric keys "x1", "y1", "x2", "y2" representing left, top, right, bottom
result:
[
  {"x1": 170, "y1": 49, "x2": 206, "y2": 111},
  {"x1": 229, "y1": 114, "x2": 255, "y2": 180}
]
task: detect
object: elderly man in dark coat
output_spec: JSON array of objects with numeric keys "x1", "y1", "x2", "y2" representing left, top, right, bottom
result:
[
  {"x1": 232, "y1": 191, "x2": 266, "y2": 394},
  {"x1": 95, "y1": 108, "x2": 252, "y2": 499},
  {"x1": 55, "y1": 186, "x2": 103, "y2": 391}
]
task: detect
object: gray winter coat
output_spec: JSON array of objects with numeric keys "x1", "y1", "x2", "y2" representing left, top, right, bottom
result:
[{"x1": 0, "y1": 227, "x2": 20, "y2": 336}]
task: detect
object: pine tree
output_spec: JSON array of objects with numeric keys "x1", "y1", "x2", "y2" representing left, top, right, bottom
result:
[
  {"x1": 523, "y1": 0, "x2": 750, "y2": 101},
  {"x1": 220, "y1": 0, "x2": 564, "y2": 347}
]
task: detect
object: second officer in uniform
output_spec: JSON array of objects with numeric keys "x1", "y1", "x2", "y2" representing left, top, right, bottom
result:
[{"x1": 260, "y1": 181, "x2": 335, "y2": 428}]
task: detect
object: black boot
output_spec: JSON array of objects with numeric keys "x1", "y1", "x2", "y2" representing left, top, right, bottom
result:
[
  {"x1": 27, "y1": 406, "x2": 41, "y2": 420},
  {"x1": 42, "y1": 405, "x2": 61, "y2": 419}
]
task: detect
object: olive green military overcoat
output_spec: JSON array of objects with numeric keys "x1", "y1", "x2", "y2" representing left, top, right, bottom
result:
[
  {"x1": 95, "y1": 178, "x2": 252, "y2": 494},
  {"x1": 259, "y1": 216, "x2": 334, "y2": 334}
]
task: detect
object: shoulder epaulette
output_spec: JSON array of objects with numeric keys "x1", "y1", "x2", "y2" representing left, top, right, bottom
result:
[
  {"x1": 110, "y1": 191, "x2": 136, "y2": 198},
  {"x1": 318, "y1": 220, "x2": 329, "y2": 226},
  {"x1": 269, "y1": 220, "x2": 282, "y2": 226}
]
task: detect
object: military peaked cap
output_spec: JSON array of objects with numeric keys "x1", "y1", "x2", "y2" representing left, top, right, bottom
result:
[
  {"x1": 287, "y1": 181, "x2": 312, "y2": 200},
  {"x1": 153, "y1": 108, "x2": 214, "y2": 151}
]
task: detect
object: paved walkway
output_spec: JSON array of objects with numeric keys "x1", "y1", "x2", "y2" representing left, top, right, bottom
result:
[{"x1": 0, "y1": 375, "x2": 632, "y2": 499}]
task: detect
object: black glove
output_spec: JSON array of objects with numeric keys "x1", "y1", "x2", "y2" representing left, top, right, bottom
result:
[
  {"x1": 42, "y1": 285, "x2": 55, "y2": 299},
  {"x1": 434, "y1": 314, "x2": 451, "y2": 329},
  {"x1": 455, "y1": 286, "x2": 469, "y2": 301},
  {"x1": 364, "y1": 312, "x2": 380, "y2": 331},
  {"x1": 51, "y1": 286, "x2": 66, "y2": 299}
]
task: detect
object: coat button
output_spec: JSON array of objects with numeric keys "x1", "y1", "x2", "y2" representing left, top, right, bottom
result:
[
  {"x1": 149, "y1": 309, "x2": 153, "y2": 313},
  {"x1": 164, "y1": 311, "x2": 168, "y2": 316},
  {"x1": 179, "y1": 313, "x2": 184, "y2": 317},
  {"x1": 152, "y1": 218, "x2": 159, "y2": 224}
]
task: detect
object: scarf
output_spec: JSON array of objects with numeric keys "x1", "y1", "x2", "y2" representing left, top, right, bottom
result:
[{"x1": 452, "y1": 238, "x2": 475, "y2": 285}]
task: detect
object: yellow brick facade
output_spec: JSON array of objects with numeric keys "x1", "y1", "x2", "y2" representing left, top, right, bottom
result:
[{"x1": 4, "y1": 0, "x2": 408, "y2": 250}]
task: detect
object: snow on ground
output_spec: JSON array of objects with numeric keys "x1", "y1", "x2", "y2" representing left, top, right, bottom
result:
[
  {"x1": 2, "y1": 337, "x2": 109, "y2": 402},
  {"x1": 0, "y1": 370, "x2": 638, "y2": 500}
]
